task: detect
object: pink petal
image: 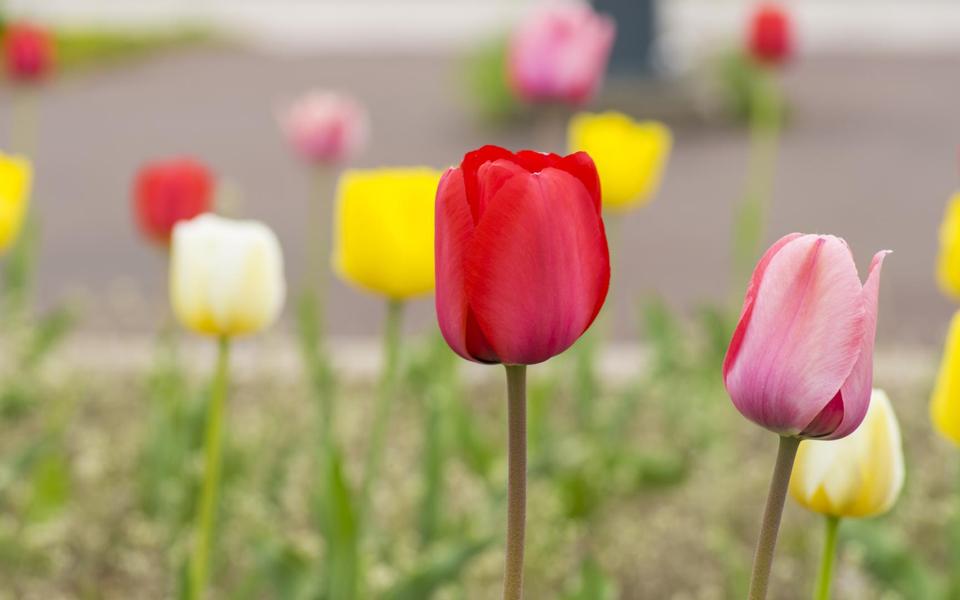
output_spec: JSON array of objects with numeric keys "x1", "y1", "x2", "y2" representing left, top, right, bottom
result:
[
  {"x1": 820, "y1": 250, "x2": 890, "y2": 439},
  {"x1": 724, "y1": 234, "x2": 866, "y2": 435},
  {"x1": 464, "y1": 167, "x2": 609, "y2": 365},
  {"x1": 435, "y1": 168, "x2": 498, "y2": 362}
]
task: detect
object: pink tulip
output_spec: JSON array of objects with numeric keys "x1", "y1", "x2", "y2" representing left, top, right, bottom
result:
[
  {"x1": 278, "y1": 91, "x2": 369, "y2": 165},
  {"x1": 507, "y1": 3, "x2": 616, "y2": 106},
  {"x1": 723, "y1": 233, "x2": 888, "y2": 440}
]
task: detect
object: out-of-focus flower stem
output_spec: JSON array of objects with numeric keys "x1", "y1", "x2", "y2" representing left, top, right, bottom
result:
[
  {"x1": 950, "y1": 458, "x2": 960, "y2": 599},
  {"x1": 733, "y1": 70, "x2": 782, "y2": 296},
  {"x1": 748, "y1": 435, "x2": 800, "y2": 600},
  {"x1": 813, "y1": 515, "x2": 840, "y2": 600},
  {"x1": 10, "y1": 88, "x2": 38, "y2": 157},
  {"x1": 503, "y1": 364, "x2": 528, "y2": 600},
  {"x1": 360, "y1": 299, "x2": 405, "y2": 521},
  {"x1": 189, "y1": 335, "x2": 231, "y2": 600}
]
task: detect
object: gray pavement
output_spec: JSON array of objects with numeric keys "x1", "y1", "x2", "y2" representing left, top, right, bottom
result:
[{"x1": 1, "y1": 48, "x2": 958, "y2": 346}]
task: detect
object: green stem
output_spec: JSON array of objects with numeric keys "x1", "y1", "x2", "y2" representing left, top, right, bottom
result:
[
  {"x1": 360, "y1": 300, "x2": 405, "y2": 521},
  {"x1": 307, "y1": 166, "x2": 335, "y2": 315},
  {"x1": 950, "y1": 457, "x2": 960, "y2": 599},
  {"x1": 813, "y1": 515, "x2": 840, "y2": 600},
  {"x1": 10, "y1": 88, "x2": 38, "y2": 157},
  {"x1": 748, "y1": 435, "x2": 800, "y2": 600},
  {"x1": 189, "y1": 336, "x2": 231, "y2": 600},
  {"x1": 503, "y1": 364, "x2": 527, "y2": 600},
  {"x1": 732, "y1": 69, "x2": 782, "y2": 295}
]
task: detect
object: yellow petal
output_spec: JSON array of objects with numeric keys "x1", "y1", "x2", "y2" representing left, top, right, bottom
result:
[
  {"x1": 937, "y1": 192, "x2": 960, "y2": 299},
  {"x1": 170, "y1": 214, "x2": 285, "y2": 337},
  {"x1": 932, "y1": 310, "x2": 960, "y2": 445},
  {"x1": 333, "y1": 167, "x2": 442, "y2": 300},
  {"x1": 567, "y1": 111, "x2": 672, "y2": 212},
  {"x1": 0, "y1": 152, "x2": 32, "y2": 255},
  {"x1": 790, "y1": 389, "x2": 905, "y2": 518}
]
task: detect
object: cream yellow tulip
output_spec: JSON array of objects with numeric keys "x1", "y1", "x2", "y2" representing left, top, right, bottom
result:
[
  {"x1": 567, "y1": 111, "x2": 671, "y2": 212},
  {"x1": 333, "y1": 167, "x2": 441, "y2": 300},
  {"x1": 0, "y1": 152, "x2": 31, "y2": 255},
  {"x1": 170, "y1": 214, "x2": 285, "y2": 337},
  {"x1": 789, "y1": 389, "x2": 905, "y2": 518},
  {"x1": 932, "y1": 310, "x2": 960, "y2": 445},
  {"x1": 937, "y1": 192, "x2": 960, "y2": 299}
]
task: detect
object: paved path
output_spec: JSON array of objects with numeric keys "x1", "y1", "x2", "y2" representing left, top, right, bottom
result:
[{"x1": 1, "y1": 48, "x2": 958, "y2": 346}]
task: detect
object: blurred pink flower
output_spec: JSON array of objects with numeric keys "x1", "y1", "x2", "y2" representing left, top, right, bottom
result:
[
  {"x1": 507, "y1": 3, "x2": 616, "y2": 105},
  {"x1": 723, "y1": 233, "x2": 888, "y2": 440},
  {"x1": 278, "y1": 92, "x2": 369, "y2": 165}
]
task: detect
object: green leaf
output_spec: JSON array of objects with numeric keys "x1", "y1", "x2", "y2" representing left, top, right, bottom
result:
[
  {"x1": 382, "y1": 539, "x2": 491, "y2": 600},
  {"x1": 26, "y1": 451, "x2": 70, "y2": 522},
  {"x1": 316, "y1": 448, "x2": 360, "y2": 600}
]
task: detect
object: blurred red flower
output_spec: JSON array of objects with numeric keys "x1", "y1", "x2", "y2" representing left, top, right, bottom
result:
[
  {"x1": 4, "y1": 22, "x2": 55, "y2": 82},
  {"x1": 747, "y1": 3, "x2": 793, "y2": 66},
  {"x1": 435, "y1": 145, "x2": 610, "y2": 365},
  {"x1": 134, "y1": 158, "x2": 214, "y2": 245}
]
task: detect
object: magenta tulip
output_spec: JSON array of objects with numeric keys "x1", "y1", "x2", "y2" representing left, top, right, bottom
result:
[
  {"x1": 278, "y1": 91, "x2": 369, "y2": 165},
  {"x1": 506, "y1": 3, "x2": 616, "y2": 105},
  {"x1": 435, "y1": 145, "x2": 610, "y2": 366},
  {"x1": 724, "y1": 233, "x2": 888, "y2": 440}
]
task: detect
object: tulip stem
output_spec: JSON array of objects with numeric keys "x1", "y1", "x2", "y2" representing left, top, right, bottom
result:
[
  {"x1": 733, "y1": 69, "x2": 781, "y2": 295},
  {"x1": 10, "y1": 88, "x2": 38, "y2": 157},
  {"x1": 360, "y1": 300, "x2": 405, "y2": 523},
  {"x1": 748, "y1": 435, "x2": 800, "y2": 600},
  {"x1": 189, "y1": 336, "x2": 231, "y2": 600},
  {"x1": 813, "y1": 515, "x2": 840, "y2": 600},
  {"x1": 503, "y1": 364, "x2": 527, "y2": 600}
]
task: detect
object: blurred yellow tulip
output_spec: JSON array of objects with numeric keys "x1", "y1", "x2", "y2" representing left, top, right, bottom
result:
[
  {"x1": 0, "y1": 152, "x2": 31, "y2": 255},
  {"x1": 170, "y1": 214, "x2": 285, "y2": 337},
  {"x1": 567, "y1": 111, "x2": 671, "y2": 212},
  {"x1": 333, "y1": 167, "x2": 442, "y2": 300},
  {"x1": 937, "y1": 192, "x2": 960, "y2": 299},
  {"x1": 789, "y1": 389, "x2": 905, "y2": 518},
  {"x1": 932, "y1": 310, "x2": 960, "y2": 445}
]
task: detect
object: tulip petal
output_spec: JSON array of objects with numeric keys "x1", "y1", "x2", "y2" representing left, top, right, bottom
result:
[
  {"x1": 461, "y1": 146, "x2": 517, "y2": 223},
  {"x1": 435, "y1": 168, "x2": 498, "y2": 362},
  {"x1": 724, "y1": 234, "x2": 866, "y2": 435},
  {"x1": 464, "y1": 167, "x2": 609, "y2": 365},
  {"x1": 820, "y1": 250, "x2": 889, "y2": 439},
  {"x1": 931, "y1": 309, "x2": 960, "y2": 445}
]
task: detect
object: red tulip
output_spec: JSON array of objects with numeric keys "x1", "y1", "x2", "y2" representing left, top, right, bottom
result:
[
  {"x1": 746, "y1": 3, "x2": 793, "y2": 66},
  {"x1": 134, "y1": 158, "x2": 214, "y2": 245},
  {"x1": 4, "y1": 22, "x2": 54, "y2": 82},
  {"x1": 723, "y1": 234, "x2": 888, "y2": 440},
  {"x1": 435, "y1": 145, "x2": 610, "y2": 365}
]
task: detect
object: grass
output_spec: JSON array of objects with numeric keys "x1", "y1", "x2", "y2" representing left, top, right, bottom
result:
[{"x1": 0, "y1": 303, "x2": 956, "y2": 598}]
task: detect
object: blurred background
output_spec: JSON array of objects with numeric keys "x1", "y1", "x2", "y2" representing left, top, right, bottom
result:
[
  {"x1": 5, "y1": 0, "x2": 960, "y2": 346},
  {"x1": 2, "y1": 1, "x2": 960, "y2": 598}
]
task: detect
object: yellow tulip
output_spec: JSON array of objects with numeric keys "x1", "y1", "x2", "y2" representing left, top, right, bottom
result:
[
  {"x1": 170, "y1": 214, "x2": 285, "y2": 337},
  {"x1": 789, "y1": 389, "x2": 905, "y2": 518},
  {"x1": 333, "y1": 167, "x2": 442, "y2": 300},
  {"x1": 0, "y1": 152, "x2": 32, "y2": 255},
  {"x1": 932, "y1": 310, "x2": 960, "y2": 444},
  {"x1": 567, "y1": 111, "x2": 672, "y2": 212},
  {"x1": 937, "y1": 192, "x2": 960, "y2": 299}
]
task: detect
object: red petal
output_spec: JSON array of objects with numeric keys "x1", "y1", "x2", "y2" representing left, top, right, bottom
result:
[
  {"x1": 435, "y1": 168, "x2": 498, "y2": 363},
  {"x1": 460, "y1": 145, "x2": 516, "y2": 224},
  {"x1": 464, "y1": 167, "x2": 609, "y2": 365}
]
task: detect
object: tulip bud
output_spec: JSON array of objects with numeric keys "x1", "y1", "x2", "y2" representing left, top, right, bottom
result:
[
  {"x1": 278, "y1": 91, "x2": 369, "y2": 165},
  {"x1": 435, "y1": 145, "x2": 610, "y2": 365},
  {"x1": 3, "y1": 22, "x2": 54, "y2": 82},
  {"x1": 931, "y1": 310, "x2": 960, "y2": 445},
  {"x1": 790, "y1": 389, "x2": 905, "y2": 518},
  {"x1": 333, "y1": 167, "x2": 442, "y2": 300},
  {"x1": 133, "y1": 158, "x2": 214, "y2": 245},
  {"x1": 746, "y1": 3, "x2": 793, "y2": 66},
  {"x1": 170, "y1": 214, "x2": 285, "y2": 337},
  {"x1": 723, "y1": 233, "x2": 888, "y2": 440},
  {"x1": 0, "y1": 151, "x2": 31, "y2": 255},
  {"x1": 936, "y1": 192, "x2": 960, "y2": 300},
  {"x1": 507, "y1": 3, "x2": 616, "y2": 106},
  {"x1": 567, "y1": 112, "x2": 672, "y2": 212}
]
